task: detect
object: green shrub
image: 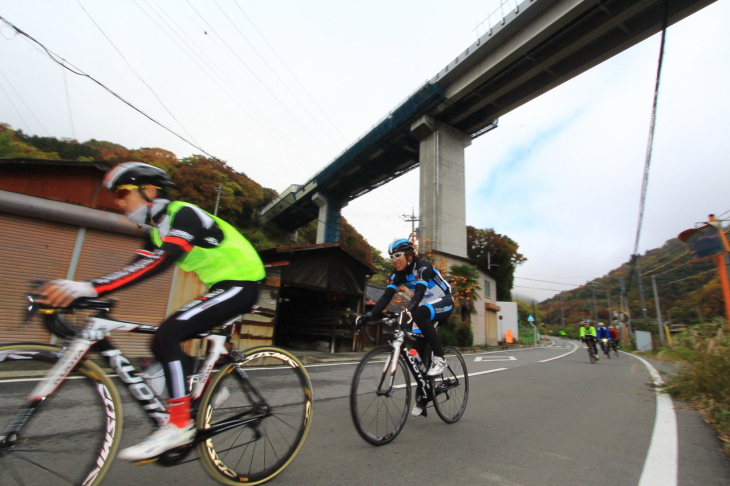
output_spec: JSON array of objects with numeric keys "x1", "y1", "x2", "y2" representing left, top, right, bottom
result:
[
  {"x1": 437, "y1": 325, "x2": 457, "y2": 347},
  {"x1": 455, "y1": 323, "x2": 473, "y2": 347}
]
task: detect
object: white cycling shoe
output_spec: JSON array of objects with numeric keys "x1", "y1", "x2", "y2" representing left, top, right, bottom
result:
[
  {"x1": 118, "y1": 423, "x2": 195, "y2": 461},
  {"x1": 426, "y1": 356, "x2": 446, "y2": 376}
]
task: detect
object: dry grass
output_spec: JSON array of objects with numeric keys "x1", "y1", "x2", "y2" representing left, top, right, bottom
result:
[{"x1": 662, "y1": 319, "x2": 730, "y2": 458}]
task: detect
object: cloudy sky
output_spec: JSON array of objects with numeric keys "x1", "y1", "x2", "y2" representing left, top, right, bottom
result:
[{"x1": 2, "y1": 0, "x2": 728, "y2": 303}]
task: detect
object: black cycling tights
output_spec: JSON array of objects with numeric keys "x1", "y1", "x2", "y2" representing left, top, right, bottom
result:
[
  {"x1": 410, "y1": 305, "x2": 444, "y2": 360},
  {"x1": 151, "y1": 280, "x2": 260, "y2": 399}
]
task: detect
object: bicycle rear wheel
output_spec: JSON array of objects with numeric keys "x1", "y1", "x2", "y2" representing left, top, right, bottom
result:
[
  {"x1": 196, "y1": 346, "x2": 313, "y2": 486},
  {"x1": 431, "y1": 347, "x2": 468, "y2": 424},
  {"x1": 350, "y1": 346, "x2": 411, "y2": 446},
  {"x1": 0, "y1": 344, "x2": 123, "y2": 486}
]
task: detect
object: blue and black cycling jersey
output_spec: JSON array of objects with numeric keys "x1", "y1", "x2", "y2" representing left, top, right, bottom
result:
[
  {"x1": 597, "y1": 327, "x2": 611, "y2": 339},
  {"x1": 370, "y1": 258, "x2": 452, "y2": 318},
  {"x1": 387, "y1": 259, "x2": 452, "y2": 305}
]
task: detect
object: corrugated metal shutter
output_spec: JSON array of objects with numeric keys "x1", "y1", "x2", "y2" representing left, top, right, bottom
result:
[
  {"x1": 0, "y1": 213, "x2": 79, "y2": 343},
  {"x1": 72, "y1": 228, "x2": 173, "y2": 357},
  {"x1": 167, "y1": 267, "x2": 208, "y2": 356},
  {"x1": 166, "y1": 267, "x2": 208, "y2": 317}
]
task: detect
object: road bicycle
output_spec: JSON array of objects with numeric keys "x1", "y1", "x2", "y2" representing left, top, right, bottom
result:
[
  {"x1": 0, "y1": 291, "x2": 313, "y2": 486},
  {"x1": 349, "y1": 313, "x2": 468, "y2": 446},
  {"x1": 583, "y1": 337, "x2": 598, "y2": 364},
  {"x1": 609, "y1": 338, "x2": 620, "y2": 357},
  {"x1": 600, "y1": 338, "x2": 612, "y2": 359}
]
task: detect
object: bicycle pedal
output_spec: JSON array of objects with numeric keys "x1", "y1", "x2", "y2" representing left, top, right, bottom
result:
[{"x1": 133, "y1": 458, "x2": 159, "y2": 466}]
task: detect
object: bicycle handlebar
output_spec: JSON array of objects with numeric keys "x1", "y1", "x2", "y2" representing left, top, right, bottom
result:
[{"x1": 356, "y1": 313, "x2": 413, "y2": 344}]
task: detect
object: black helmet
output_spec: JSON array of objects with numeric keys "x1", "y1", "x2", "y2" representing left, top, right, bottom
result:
[
  {"x1": 103, "y1": 162, "x2": 174, "y2": 191},
  {"x1": 388, "y1": 238, "x2": 415, "y2": 255}
]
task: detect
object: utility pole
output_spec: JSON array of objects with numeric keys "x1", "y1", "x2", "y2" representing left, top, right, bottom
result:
[
  {"x1": 619, "y1": 277, "x2": 630, "y2": 348},
  {"x1": 559, "y1": 294, "x2": 565, "y2": 326},
  {"x1": 709, "y1": 215, "x2": 730, "y2": 333},
  {"x1": 214, "y1": 184, "x2": 222, "y2": 216},
  {"x1": 591, "y1": 285, "x2": 599, "y2": 323},
  {"x1": 605, "y1": 288, "x2": 614, "y2": 328},
  {"x1": 401, "y1": 208, "x2": 419, "y2": 240},
  {"x1": 651, "y1": 275, "x2": 666, "y2": 346},
  {"x1": 636, "y1": 264, "x2": 649, "y2": 321}
]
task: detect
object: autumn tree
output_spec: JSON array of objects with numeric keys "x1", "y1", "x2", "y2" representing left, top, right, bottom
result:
[
  {"x1": 447, "y1": 264, "x2": 482, "y2": 321},
  {"x1": 466, "y1": 226, "x2": 526, "y2": 301},
  {"x1": 0, "y1": 124, "x2": 59, "y2": 159}
]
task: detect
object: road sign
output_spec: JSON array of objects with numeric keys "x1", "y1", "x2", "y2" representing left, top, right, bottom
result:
[{"x1": 528, "y1": 315, "x2": 535, "y2": 322}]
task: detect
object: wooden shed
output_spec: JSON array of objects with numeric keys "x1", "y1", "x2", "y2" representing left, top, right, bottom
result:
[{"x1": 258, "y1": 243, "x2": 376, "y2": 353}]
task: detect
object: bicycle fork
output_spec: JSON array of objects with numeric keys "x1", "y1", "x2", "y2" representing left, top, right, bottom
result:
[{"x1": 1, "y1": 341, "x2": 93, "y2": 451}]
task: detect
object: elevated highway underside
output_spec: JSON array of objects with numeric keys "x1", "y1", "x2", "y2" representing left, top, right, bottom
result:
[{"x1": 262, "y1": 0, "x2": 715, "y2": 235}]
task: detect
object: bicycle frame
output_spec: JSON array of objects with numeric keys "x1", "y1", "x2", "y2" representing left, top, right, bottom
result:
[
  {"x1": 1, "y1": 308, "x2": 273, "y2": 453},
  {"x1": 369, "y1": 318, "x2": 459, "y2": 406}
]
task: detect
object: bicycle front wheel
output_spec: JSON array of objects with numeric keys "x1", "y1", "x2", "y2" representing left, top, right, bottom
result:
[
  {"x1": 350, "y1": 346, "x2": 411, "y2": 446},
  {"x1": 196, "y1": 346, "x2": 313, "y2": 486},
  {"x1": 431, "y1": 346, "x2": 468, "y2": 424},
  {"x1": 0, "y1": 344, "x2": 123, "y2": 486}
]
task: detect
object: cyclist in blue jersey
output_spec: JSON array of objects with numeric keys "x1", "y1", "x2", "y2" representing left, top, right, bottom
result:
[
  {"x1": 596, "y1": 322, "x2": 612, "y2": 354},
  {"x1": 39, "y1": 162, "x2": 266, "y2": 461},
  {"x1": 357, "y1": 238, "x2": 454, "y2": 417}
]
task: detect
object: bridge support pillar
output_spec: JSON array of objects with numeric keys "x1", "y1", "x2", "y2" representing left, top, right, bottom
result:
[
  {"x1": 312, "y1": 192, "x2": 345, "y2": 244},
  {"x1": 411, "y1": 115, "x2": 471, "y2": 258}
]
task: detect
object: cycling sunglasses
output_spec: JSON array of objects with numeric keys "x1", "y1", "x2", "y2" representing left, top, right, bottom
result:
[
  {"x1": 114, "y1": 184, "x2": 159, "y2": 199},
  {"x1": 389, "y1": 251, "x2": 406, "y2": 260},
  {"x1": 114, "y1": 184, "x2": 139, "y2": 199}
]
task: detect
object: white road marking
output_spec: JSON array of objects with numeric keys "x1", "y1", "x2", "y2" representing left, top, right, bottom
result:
[
  {"x1": 625, "y1": 353, "x2": 678, "y2": 486},
  {"x1": 466, "y1": 367, "x2": 509, "y2": 377},
  {"x1": 474, "y1": 356, "x2": 517, "y2": 362},
  {"x1": 539, "y1": 341, "x2": 579, "y2": 362}
]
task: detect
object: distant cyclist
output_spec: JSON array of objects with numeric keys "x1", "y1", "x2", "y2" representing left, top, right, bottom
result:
[
  {"x1": 596, "y1": 322, "x2": 611, "y2": 354},
  {"x1": 39, "y1": 162, "x2": 265, "y2": 461},
  {"x1": 579, "y1": 321, "x2": 598, "y2": 360},
  {"x1": 357, "y1": 238, "x2": 453, "y2": 417},
  {"x1": 608, "y1": 325, "x2": 621, "y2": 352}
]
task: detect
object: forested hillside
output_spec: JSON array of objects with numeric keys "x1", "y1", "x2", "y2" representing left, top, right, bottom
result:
[
  {"x1": 0, "y1": 123, "x2": 375, "y2": 264},
  {"x1": 541, "y1": 233, "x2": 728, "y2": 325}
]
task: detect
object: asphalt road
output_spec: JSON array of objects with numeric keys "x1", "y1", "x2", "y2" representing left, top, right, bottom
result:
[{"x1": 2, "y1": 338, "x2": 729, "y2": 485}]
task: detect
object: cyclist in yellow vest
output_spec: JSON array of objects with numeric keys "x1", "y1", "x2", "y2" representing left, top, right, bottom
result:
[
  {"x1": 579, "y1": 321, "x2": 599, "y2": 360},
  {"x1": 39, "y1": 162, "x2": 265, "y2": 461}
]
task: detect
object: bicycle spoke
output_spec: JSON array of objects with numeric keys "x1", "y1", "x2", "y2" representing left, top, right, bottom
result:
[
  {"x1": 12, "y1": 453, "x2": 76, "y2": 485},
  {"x1": 2, "y1": 458, "x2": 27, "y2": 486},
  {"x1": 271, "y1": 412, "x2": 301, "y2": 433},
  {"x1": 222, "y1": 422, "x2": 249, "y2": 463}
]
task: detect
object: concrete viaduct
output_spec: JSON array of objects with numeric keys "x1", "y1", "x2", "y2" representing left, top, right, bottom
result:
[{"x1": 261, "y1": 0, "x2": 715, "y2": 258}]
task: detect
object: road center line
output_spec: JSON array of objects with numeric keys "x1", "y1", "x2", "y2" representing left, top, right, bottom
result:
[{"x1": 625, "y1": 353, "x2": 678, "y2": 486}]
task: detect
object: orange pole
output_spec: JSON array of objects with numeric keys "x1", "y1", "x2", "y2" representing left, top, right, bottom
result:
[{"x1": 709, "y1": 215, "x2": 730, "y2": 332}]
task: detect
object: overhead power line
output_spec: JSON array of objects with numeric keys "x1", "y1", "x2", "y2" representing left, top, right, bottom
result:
[
  {"x1": 666, "y1": 268, "x2": 716, "y2": 285},
  {"x1": 132, "y1": 0, "x2": 319, "y2": 173},
  {"x1": 0, "y1": 67, "x2": 49, "y2": 135},
  {"x1": 0, "y1": 15, "x2": 214, "y2": 159},
  {"x1": 183, "y1": 0, "x2": 336, "y2": 159},
  {"x1": 639, "y1": 251, "x2": 690, "y2": 276},
  {"x1": 0, "y1": 15, "x2": 345, "y2": 240},
  {"x1": 212, "y1": 0, "x2": 343, "y2": 151},
  {"x1": 232, "y1": 0, "x2": 349, "y2": 145},
  {"x1": 632, "y1": 0, "x2": 669, "y2": 258},
  {"x1": 514, "y1": 276, "x2": 581, "y2": 287},
  {"x1": 0, "y1": 77, "x2": 30, "y2": 130},
  {"x1": 514, "y1": 285, "x2": 572, "y2": 292},
  {"x1": 75, "y1": 0, "x2": 200, "y2": 146}
]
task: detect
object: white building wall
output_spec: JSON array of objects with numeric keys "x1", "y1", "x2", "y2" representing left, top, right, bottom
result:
[{"x1": 496, "y1": 301, "x2": 519, "y2": 343}]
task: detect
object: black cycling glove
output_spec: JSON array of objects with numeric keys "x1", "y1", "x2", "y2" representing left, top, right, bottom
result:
[{"x1": 356, "y1": 312, "x2": 373, "y2": 327}]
